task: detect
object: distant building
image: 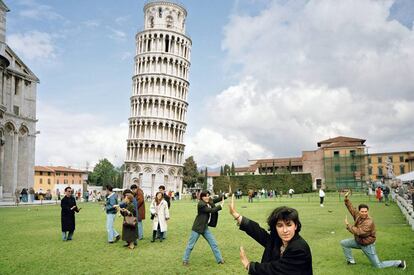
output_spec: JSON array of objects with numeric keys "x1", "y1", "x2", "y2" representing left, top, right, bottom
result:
[
  {"x1": 240, "y1": 136, "x2": 413, "y2": 191},
  {"x1": 366, "y1": 151, "x2": 414, "y2": 181},
  {"x1": 0, "y1": 1, "x2": 39, "y2": 201},
  {"x1": 34, "y1": 166, "x2": 88, "y2": 195}
]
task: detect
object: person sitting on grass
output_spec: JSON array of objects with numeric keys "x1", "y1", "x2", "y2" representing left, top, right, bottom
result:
[
  {"x1": 340, "y1": 191, "x2": 406, "y2": 269},
  {"x1": 182, "y1": 191, "x2": 226, "y2": 266},
  {"x1": 229, "y1": 194, "x2": 312, "y2": 274}
]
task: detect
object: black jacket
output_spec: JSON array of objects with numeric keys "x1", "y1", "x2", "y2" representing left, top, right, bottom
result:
[
  {"x1": 61, "y1": 196, "x2": 79, "y2": 232},
  {"x1": 191, "y1": 195, "x2": 225, "y2": 234},
  {"x1": 240, "y1": 217, "x2": 312, "y2": 275}
]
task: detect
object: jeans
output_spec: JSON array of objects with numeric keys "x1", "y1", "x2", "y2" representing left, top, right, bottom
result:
[
  {"x1": 137, "y1": 221, "x2": 143, "y2": 240},
  {"x1": 106, "y1": 213, "x2": 119, "y2": 242},
  {"x1": 183, "y1": 229, "x2": 223, "y2": 263},
  {"x1": 62, "y1": 231, "x2": 74, "y2": 241},
  {"x1": 340, "y1": 238, "x2": 401, "y2": 268}
]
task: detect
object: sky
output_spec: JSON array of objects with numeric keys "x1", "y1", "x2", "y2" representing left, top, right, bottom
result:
[{"x1": 6, "y1": 0, "x2": 414, "y2": 170}]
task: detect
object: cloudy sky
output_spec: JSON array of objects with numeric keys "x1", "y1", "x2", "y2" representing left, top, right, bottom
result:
[{"x1": 7, "y1": 0, "x2": 414, "y2": 170}]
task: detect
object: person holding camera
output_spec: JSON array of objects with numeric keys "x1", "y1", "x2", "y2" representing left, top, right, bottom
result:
[
  {"x1": 119, "y1": 193, "x2": 137, "y2": 249},
  {"x1": 150, "y1": 191, "x2": 170, "y2": 242},
  {"x1": 182, "y1": 191, "x2": 226, "y2": 266}
]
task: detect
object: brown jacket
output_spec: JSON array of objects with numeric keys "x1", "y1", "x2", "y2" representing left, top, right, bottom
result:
[
  {"x1": 345, "y1": 198, "x2": 376, "y2": 245},
  {"x1": 135, "y1": 188, "x2": 145, "y2": 221}
]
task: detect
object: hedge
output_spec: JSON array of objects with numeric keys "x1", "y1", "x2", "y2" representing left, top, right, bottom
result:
[{"x1": 213, "y1": 173, "x2": 313, "y2": 194}]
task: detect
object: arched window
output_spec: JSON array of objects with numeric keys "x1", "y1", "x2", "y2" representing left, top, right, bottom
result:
[
  {"x1": 158, "y1": 7, "x2": 162, "y2": 18},
  {"x1": 166, "y1": 15, "x2": 173, "y2": 28},
  {"x1": 148, "y1": 16, "x2": 154, "y2": 28}
]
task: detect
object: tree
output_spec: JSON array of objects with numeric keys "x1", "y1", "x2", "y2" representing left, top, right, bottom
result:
[
  {"x1": 220, "y1": 166, "x2": 224, "y2": 176},
  {"x1": 89, "y1": 159, "x2": 117, "y2": 186},
  {"x1": 183, "y1": 156, "x2": 198, "y2": 188},
  {"x1": 223, "y1": 164, "x2": 230, "y2": 176},
  {"x1": 272, "y1": 160, "x2": 276, "y2": 175},
  {"x1": 231, "y1": 162, "x2": 235, "y2": 176},
  {"x1": 288, "y1": 160, "x2": 292, "y2": 174},
  {"x1": 203, "y1": 167, "x2": 208, "y2": 190}
]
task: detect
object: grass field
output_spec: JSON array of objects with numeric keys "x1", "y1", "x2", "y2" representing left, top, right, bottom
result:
[{"x1": 0, "y1": 193, "x2": 412, "y2": 275}]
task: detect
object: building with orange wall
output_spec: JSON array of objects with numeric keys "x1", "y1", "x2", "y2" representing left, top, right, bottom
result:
[{"x1": 34, "y1": 166, "x2": 88, "y2": 194}]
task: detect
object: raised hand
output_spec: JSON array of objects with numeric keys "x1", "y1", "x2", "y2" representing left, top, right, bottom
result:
[
  {"x1": 344, "y1": 191, "x2": 350, "y2": 198},
  {"x1": 220, "y1": 196, "x2": 225, "y2": 207},
  {"x1": 240, "y1": 246, "x2": 250, "y2": 270}
]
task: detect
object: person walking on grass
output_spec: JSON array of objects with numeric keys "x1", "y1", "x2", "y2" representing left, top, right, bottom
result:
[
  {"x1": 229, "y1": 194, "x2": 312, "y2": 274},
  {"x1": 150, "y1": 192, "x2": 170, "y2": 242},
  {"x1": 183, "y1": 191, "x2": 226, "y2": 266},
  {"x1": 105, "y1": 185, "x2": 120, "y2": 244},
  {"x1": 319, "y1": 188, "x2": 325, "y2": 207},
  {"x1": 119, "y1": 193, "x2": 137, "y2": 249},
  {"x1": 340, "y1": 191, "x2": 406, "y2": 269},
  {"x1": 61, "y1": 187, "x2": 80, "y2": 241}
]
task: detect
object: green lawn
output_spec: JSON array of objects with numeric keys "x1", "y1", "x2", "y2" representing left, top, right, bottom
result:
[{"x1": 0, "y1": 193, "x2": 412, "y2": 275}]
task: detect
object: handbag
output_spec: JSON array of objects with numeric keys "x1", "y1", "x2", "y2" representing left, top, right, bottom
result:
[{"x1": 124, "y1": 215, "x2": 136, "y2": 228}]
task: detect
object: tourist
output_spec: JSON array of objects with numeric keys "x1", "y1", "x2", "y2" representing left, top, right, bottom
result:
[
  {"x1": 182, "y1": 191, "x2": 226, "y2": 265},
  {"x1": 157, "y1": 185, "x2": 170, "y2": 239},
  {"x1": 14, "y1": 188, "x2": 20, "y2": 205},
  {"x1": 150, "y1": 191, "x2": 170, "y2": 242},
  {"x1": 119, "y1": 193, "x2": 137, "y2": 249},
  {"x1": 376, "y1": 186, "x2": 383, "y2": 202},
  {"x1": 229, "y1": 194, "x2": 313, "y2": 274},
  {"x1": 319, "y1": 188, "x2": 325, "y2": 207},
  {"x1": 382, "y1": 185, "x2": 390, "y2": 204},
  {"x1": 158, "y1": 185, "x2": 171, "y2": 208},
  {"x1": 288, "y1": 188, "x2": 295, "y2": 198},
  {"x1": 105, "y1": 185, "x2": 120, "y2": 244},
  {"x1": 28, "y1": 188, "x2": 35, "y2": 202},
  {"x1": 56, "y1": 189, "x2": 61, "y2": 201},
  {"x1": 20, "y1": 188, "x2": 28, "y2": 202},
  {"x1": 340, "y1": 191, "x2": 406, "y2": 269},
  {"x1": 61, "y1": 187, "x2": 80, "y2": 241},
  {"x1": 130, "y1": 184, "x2": 145, "y2": 240},
  {"x1": 248, "y1": 189, "x2": 253, "y2": 203}
]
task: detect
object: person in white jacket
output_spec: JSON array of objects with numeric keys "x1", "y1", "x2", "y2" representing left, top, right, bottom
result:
[
  {"x1": 150, "y1": 192, "x2": 170, "y2": 242},
  {"x1": 319, "y1": 188, "x2": 325, "y2": 207}
]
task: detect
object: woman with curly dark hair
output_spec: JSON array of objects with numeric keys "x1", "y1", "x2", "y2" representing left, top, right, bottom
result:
[{"x1": 229, "y1": 194, "x2": 312, "y2": 274}]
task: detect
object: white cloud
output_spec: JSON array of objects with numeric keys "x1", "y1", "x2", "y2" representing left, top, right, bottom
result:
[
  {"x1": 187, "y1": 0, "x2": 414, "y2": 167},
  {"x1": 8, "y1": 31, "x2": 56, "y2": 61},
  {"x1": 18, "y1": 2, "x2": 64, "y2": 21},
  {"x1": 107, "y1": 27, "x2": 127, "y2": 40},
  {"x1": 35, "y1": 102, "x2": 128, "y2": 169}
]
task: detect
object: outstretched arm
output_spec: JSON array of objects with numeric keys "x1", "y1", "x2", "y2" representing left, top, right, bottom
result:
[{"x1": 344, "y1": 191, "x2": 357, "y2": 219}]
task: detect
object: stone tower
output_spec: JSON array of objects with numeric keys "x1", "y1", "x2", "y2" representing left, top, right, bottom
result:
[{"x1": 123, "y1": 1, "x2": 191, "y2": 197}]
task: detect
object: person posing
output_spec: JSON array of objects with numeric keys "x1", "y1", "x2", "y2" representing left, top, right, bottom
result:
[
  {"x1": 130, "y1": 184, "x2": 145, "y2": 240},
  {"x1": 183, "y1": 191, "x2": 226, "y2": 265},
  {"x1": 340, "y1": 191, "x2": 406, "y2": 269},
  {"x1": 319, "y1": 188, "x2": 325, "y2": 207},
  {"x1": 119, "y1": 193, "x2": 137, "y2": 249},
  {"x1": 229, "y1": 194, "x2": 312, "y2": 274},
  {"x1": 105, "y1": 185, "x2": 120, "y2": 244},
  {"x1": 61, "y1": 187, "x2": 80, "y2": 241},
  {"x1": 150, "y1": 192, "x2": 170, "y2": 242}
]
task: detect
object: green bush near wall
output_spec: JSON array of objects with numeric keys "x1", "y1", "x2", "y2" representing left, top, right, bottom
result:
[{"x1": 213, "y1": 173, "x2": 313, "y2": 194}]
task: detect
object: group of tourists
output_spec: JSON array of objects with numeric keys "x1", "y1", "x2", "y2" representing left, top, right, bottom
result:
[{"x1": 60, "y1": 186, "x2": 407, "y2": 273}]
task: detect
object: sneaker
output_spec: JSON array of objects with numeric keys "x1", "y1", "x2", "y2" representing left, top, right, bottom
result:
[
  {"x1": 218, "y1": 260, "x2": 225, "y2": 264},
  {"x1": 108, "y1": 241, "x2": 114, "y2": 244},
  {"x1": 114, "y1": 235, "x2": 121, "y2": 242},
  {"x1": 398, "y1": 260, "x2": 406, "y2": 270},
  {"x1": 182, "y1": 261, "x2": 189, "y2": 266},
  {"x1": 347, "y1": 261, "x2": 356, "y2": 265}
]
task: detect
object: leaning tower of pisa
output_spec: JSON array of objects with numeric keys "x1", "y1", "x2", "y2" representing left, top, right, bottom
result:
[{"x1": 123, "y1": 1, "x2": 191, "y2": 197}]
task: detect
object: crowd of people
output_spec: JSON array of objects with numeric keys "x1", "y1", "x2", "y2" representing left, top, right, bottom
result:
[{"x1": 59, "y1": 184, "x2": 409, "y2": 273}]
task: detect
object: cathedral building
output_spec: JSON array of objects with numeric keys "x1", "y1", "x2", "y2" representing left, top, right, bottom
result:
[{"x1": 0, "y1": 0, "x2": 39, "y2": 200}]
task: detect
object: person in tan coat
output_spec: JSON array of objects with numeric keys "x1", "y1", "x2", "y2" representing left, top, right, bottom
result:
[
  {"x1": 131, "y1": 184, "x2": 145, "y2": 240},
  {"x1": 340, "y1": 191, "x2": 406, "y2": 269}
]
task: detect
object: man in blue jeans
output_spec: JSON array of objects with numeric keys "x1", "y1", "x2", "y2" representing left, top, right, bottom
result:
[
  {"x1": 340, "y1": 191, "x2": 406, "y2": 269},
  {"x1": 183, "y1": 191, "x2": 226, "y2": 265},
  {"x1": 105, "y1": 185, "x2": 120, "y2": 244}
]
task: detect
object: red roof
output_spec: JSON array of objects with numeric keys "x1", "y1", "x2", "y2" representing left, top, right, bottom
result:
[
  {"x1": 317, "y1": 136, "x2": 366, "y2": 147},
  {"x1": 34, "y1": 166, "x2": 87, "y2": 173},
  {"x1": 207, "y1": 172, "x2": 220, "y2": 177}
]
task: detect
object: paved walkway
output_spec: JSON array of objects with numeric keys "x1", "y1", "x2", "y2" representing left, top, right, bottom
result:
[{"x1": 0, "y1": 200, "x2": 59, "y2": 207}]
